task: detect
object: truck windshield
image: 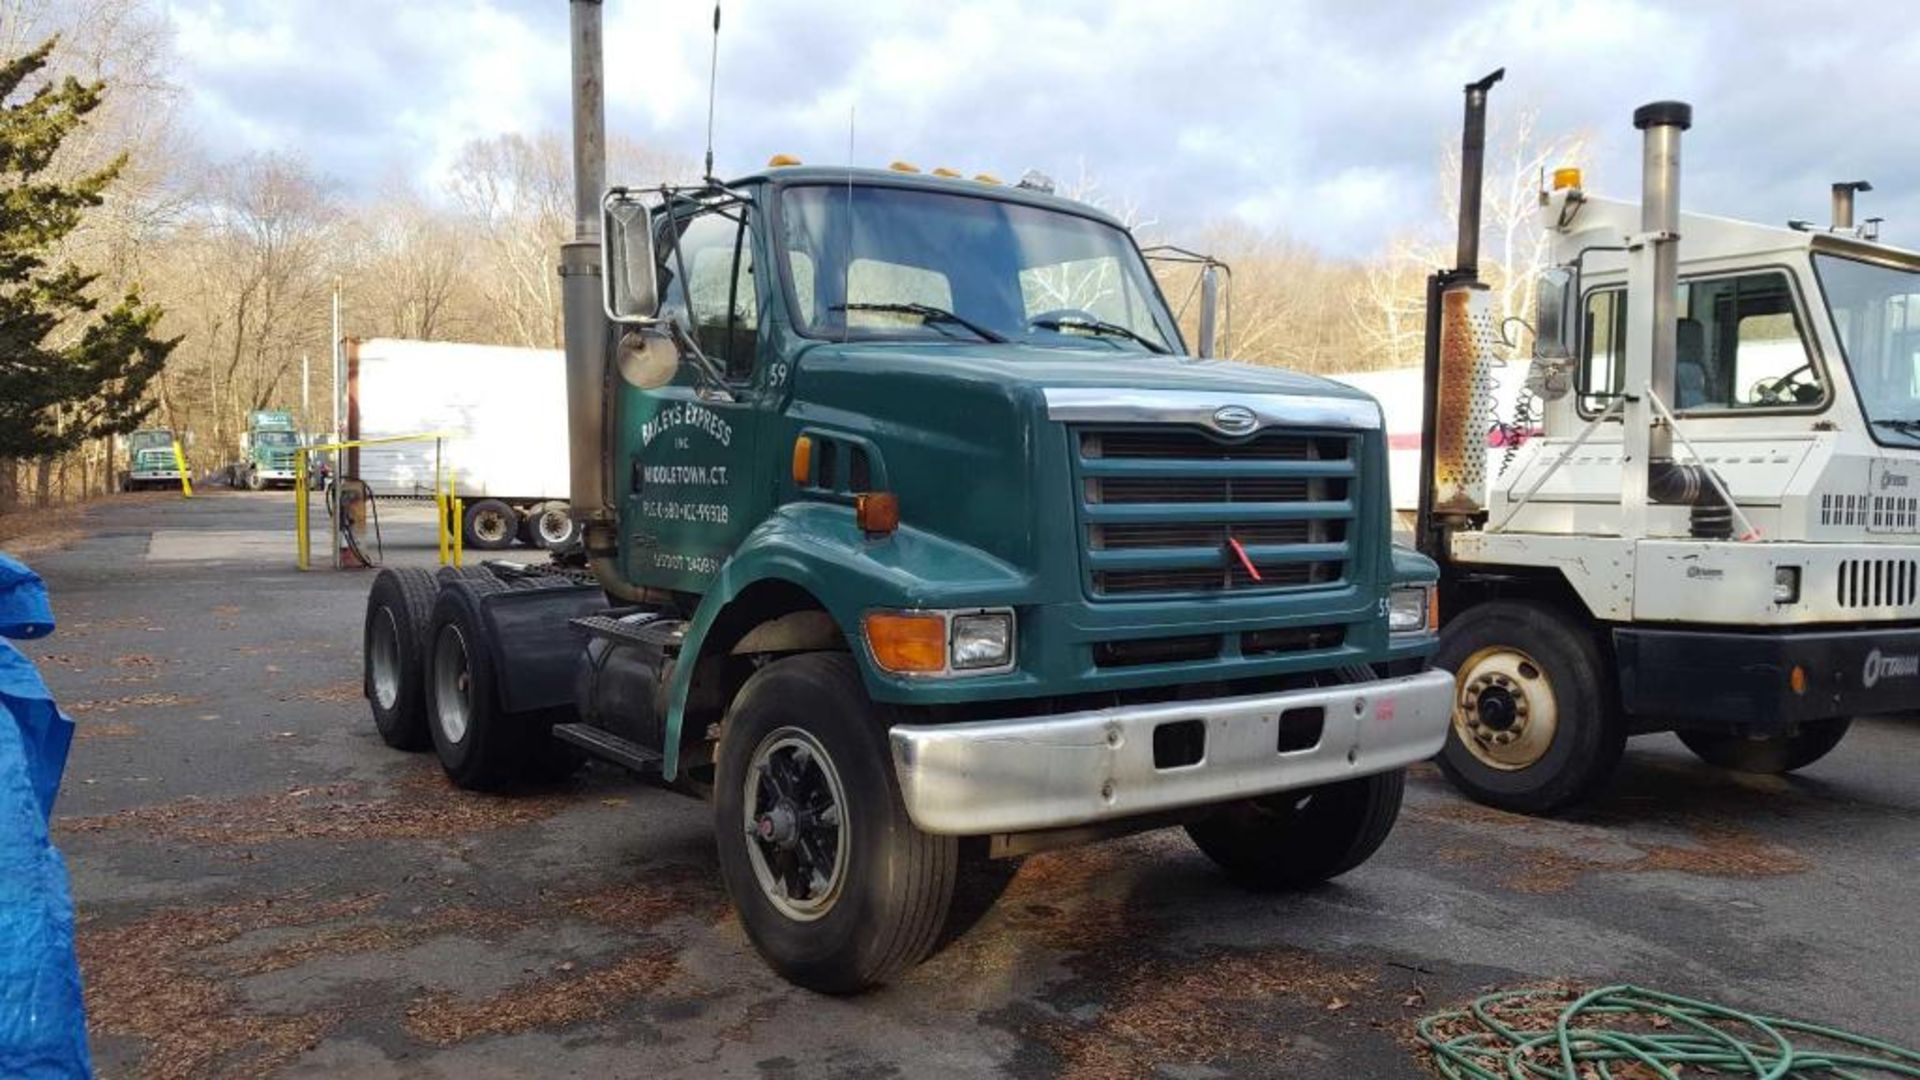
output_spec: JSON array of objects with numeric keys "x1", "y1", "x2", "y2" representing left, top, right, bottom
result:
[
  {"x1": 129, "y1": 432, "x2": 171, "y2": 451},
  {"x1": 1815, "y1": 253, "x2": 1920, "y2": 439},
  {"x1": 256, "y1": 431, "x2": 300, "y2": 447},
  {"x1": 779, "y1": 184, "x2": 1180, "y2": 354}
]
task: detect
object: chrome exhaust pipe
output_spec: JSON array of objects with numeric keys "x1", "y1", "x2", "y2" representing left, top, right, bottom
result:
[
  {"x1": 1832, "y1": 180, "x2": 1871, "y2": 231},
  {"x1": 1634, "y1": 100, "x2": 1689, "y2": 464}
]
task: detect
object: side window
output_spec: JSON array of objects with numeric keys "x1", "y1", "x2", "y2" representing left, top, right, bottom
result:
[
  {"x1": 657, "y1": 207, "x2": 759, "y2": 381},
  {"x1": 1580, "y1": 271, "x2": 1821, "y2": 413},
  {"x1": 1580, "y1": 289, "x2": 1627, "y2": 412}
]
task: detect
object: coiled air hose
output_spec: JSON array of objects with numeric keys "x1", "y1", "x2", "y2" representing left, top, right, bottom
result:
[{"x1": 1419, "y1": 984, "x2": 1920, "y2": 1079}]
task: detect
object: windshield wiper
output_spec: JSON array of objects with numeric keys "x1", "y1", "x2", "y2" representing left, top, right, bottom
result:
[
  {"x1": 1871, "y1": 418, "x2": 1920, "y2": 442},
  {"x1": 1028, "y1": 316, "x2": 1170, "y2": 354},
  {"x1": 832, "y1": 302, "x2": 1007, "y2": 344}
]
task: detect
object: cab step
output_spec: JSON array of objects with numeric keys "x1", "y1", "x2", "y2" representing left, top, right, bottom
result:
[
  {"x1": 570, "y1": 613, "x2": 686, "y2": 658},
  {"x1": 552, "y1": 722, "x2": 664, "y2": 776}
]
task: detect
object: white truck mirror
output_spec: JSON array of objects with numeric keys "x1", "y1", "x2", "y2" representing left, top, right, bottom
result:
[
  {"x1": 1534, "y1": 266, "x2": 1577, "y2": 360},
  {"x1": 602, "y1": 189, "x2": 660, "y2": 323}
]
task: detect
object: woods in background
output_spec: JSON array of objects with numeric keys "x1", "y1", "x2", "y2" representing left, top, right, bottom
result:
[{"x1": 0, "y1": 1, "x2": 1586, "y2": 510}]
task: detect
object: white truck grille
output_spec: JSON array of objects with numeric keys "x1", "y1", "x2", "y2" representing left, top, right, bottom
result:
[{"x1": 1837, "y1": 558, "x2": 1919, "y2": 608}]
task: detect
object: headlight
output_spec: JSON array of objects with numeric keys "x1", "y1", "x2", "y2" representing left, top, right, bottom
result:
[
  {"x1": 1773, "y1": 565, "x2": 1801, "y2": 604},
  {"x1": 865, "y1": 608, "x2": 1015, "y2": 675},
  {"x1": 950, "y1": 611, "x2": 1014, "y2": 670},
  {"x1": 1388, "y1": 585, "x2": 1433, "y2": 634}
]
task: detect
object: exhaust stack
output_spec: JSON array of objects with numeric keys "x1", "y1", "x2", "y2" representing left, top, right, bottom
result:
[
  {"x1": 1424, "y1": 69, "x2": 1504, "y2": 527},
  {"x1": 1633, "y1": 101, "x2": 1689, "y2": 463},
  {"x1": 1832, "y1": 180, "x2": 1872, "y2": 231},
  {"x1": 564, "y1": 0, "x2": 609, "y2": 530},
  {"x1": 563, "y1": 0, "x2": 652, "y2": 598}
]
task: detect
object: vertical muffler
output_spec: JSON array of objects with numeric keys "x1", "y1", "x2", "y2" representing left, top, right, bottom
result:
[
  {"x1": 1424, "y1": 69, "x2": 1504, "y2": 525},
  {"x1": 1632, "y1": 101, "x2": 1731, "y2": 539},
  {"x1": 1832, "y1": 180, "x2": 1871, "y2": 231}
]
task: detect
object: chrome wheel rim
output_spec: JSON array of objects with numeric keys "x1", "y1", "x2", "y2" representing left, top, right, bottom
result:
[
  {"x1": 743, "y1": 727, "x2": 848, "y2": 922},
  {"x1": 432, "y1": 624, "x2": 472, "y2": 745},
  {"x1": 471, "y1": 508, "x2": 511, "y2": 544},
  {"x1": 370, "y1": 607, "x2": 402, "y2": 711},
  {"x1": 1453, "y1": 645, "x2": 1557, "y2": 771},
  {"x1": 536, "y1": 507, "x2": 573, "y2": 545}
]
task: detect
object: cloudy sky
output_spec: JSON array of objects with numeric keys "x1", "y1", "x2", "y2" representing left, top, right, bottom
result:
[{"x1": 164, "y1": 0, "x2": 1916, "y2": 257}]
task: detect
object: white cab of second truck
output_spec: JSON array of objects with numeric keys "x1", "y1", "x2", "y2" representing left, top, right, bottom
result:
[{"x1": 346, "y1": 337, "x2": 580, "y2": 551}]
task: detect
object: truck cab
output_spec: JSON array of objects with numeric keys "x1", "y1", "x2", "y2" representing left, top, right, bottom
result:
[
  {"x1": 359, "y1": 0, "x2": 1450, "y2": 994},
  {"x1": 1422, "y1": 85, "x2": 1920, "y2": 813},
  {"x1": 234, "y1": 409, "x2": 302, "y2": 490},
  {"x1": 121, "y1": 429, "x2": 180, "y2": 492}
]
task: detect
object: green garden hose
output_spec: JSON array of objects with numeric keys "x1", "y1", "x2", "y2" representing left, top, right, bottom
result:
[{"x1": 1418, "y1": 984, "x2": 1920, "y2": 1079}]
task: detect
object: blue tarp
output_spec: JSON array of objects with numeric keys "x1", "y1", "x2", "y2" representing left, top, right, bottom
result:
[{"x1": 0, "y1": 553, "x2": 90, "y2": 1078}]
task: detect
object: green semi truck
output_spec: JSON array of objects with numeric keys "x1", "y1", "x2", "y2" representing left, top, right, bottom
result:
[
  {"x1": 229, "y1": 409, "x2": 305, "y2": 490},
  {"x1": 359, "y1": 0, "x2": 1449, "y2": 993}
]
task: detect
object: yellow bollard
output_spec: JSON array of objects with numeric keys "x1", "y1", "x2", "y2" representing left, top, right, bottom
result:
[
  {"x1": 170, "y1": 439, "x2": 193, "y2": 498},
  {"x1": 296, "y1": 453, "x2": 309, "y2": 570},
  {"x1": 452, "y1": 496, "x2": 464, "y2": 567}
]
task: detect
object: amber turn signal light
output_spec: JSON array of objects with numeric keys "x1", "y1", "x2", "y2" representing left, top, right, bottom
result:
[
  {"x1": 791, "y1": 435, "x2": 813, "y2": 486},
  {"x1": 865, "y1": 611, "x2": 945, "y2": 673},
  {"x1": 856, "y1": 492, "x2": 899, "y2": 534}
]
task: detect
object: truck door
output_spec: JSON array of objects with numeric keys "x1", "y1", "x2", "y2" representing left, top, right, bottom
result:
[{"x1": 623, "y1": 199, "x2": 768, "y2": 592}]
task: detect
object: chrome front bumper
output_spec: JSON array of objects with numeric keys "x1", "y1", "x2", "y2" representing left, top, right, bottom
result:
[{"x1": 888, "y1": 669, "x2": 1454, "y2": 835}]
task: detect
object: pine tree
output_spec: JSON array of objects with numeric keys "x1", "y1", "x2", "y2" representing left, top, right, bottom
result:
[{"x1": 0, "y1": 38, "x2": 175, "y2": 488}]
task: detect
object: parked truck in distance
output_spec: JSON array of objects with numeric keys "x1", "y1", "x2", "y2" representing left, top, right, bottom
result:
[
  {"x1": 344, "y1": 338, "x2": 578, "y2": 551},
  {"x1": 119, "y1": 429, "x2": 182, "y2": 492},
  {"x1": 357, "y1": 0, "x2": 1451, "y2": 994},
  {"x1": 228, "y1": 410, "x2": 305, "y2": 491},
  {"x1": 1419, "y1": 73, "x2": 1920, "y2": 813}
]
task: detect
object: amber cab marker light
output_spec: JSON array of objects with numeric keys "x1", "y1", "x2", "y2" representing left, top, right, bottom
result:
[
  {"x1": 856, "y1": 492, "x2": 900, "y2": 535},
  {"x1": 1552, "y1": 166, "x2": 1582, "y2": 191},
  {"x1": 865, "y1": 611, "x2": 945, "y2": 673},
  {"x1": 791, "y1": 435, "x2": 813, "y2": 486}
]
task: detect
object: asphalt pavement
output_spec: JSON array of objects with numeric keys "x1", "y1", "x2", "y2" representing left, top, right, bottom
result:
[{"x1": 17, "y1": 491, "x2": 1919, "y2": 1077}]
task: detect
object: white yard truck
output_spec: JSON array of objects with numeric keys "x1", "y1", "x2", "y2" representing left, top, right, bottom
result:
[
  {"x1": 345, "y1": 337, "x2": 580, "y2": 551},
  {"x1": 1419, "y1": 73, "x2": 1920, "y2": 813}
]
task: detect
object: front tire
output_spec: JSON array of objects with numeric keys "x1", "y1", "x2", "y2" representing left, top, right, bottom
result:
[
  {"x1": 363, "y1": 567, "x2": 439, "y2": 751},
  {"x1": 1678, "y1": 718, "x2": 1851, "y2": 774},
  {"x1": 1186, "y1": 769, "x2": 1405, "y2": 890},
  {"x1": 713, "y1": 653, "x2": 956, "y2": 994},
  {"x1": 245, "y1": 466, "x2": 265, "y2": 491},
  {"x1": 1433, "y1": 600, "x2": 1625, "y2": 815}
]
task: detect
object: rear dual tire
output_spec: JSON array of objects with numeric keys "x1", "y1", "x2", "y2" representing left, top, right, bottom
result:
[
  {"x1": 424, "y1": 582, "x2": 581, "y2": 789},
  {"x1": 364, "y1": 568, "x2": 439, "y2": 751}
]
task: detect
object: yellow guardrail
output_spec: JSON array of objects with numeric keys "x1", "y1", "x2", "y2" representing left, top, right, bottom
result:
[{"x1": 295, "y1": 432, "x2": 458, "y2": 571}]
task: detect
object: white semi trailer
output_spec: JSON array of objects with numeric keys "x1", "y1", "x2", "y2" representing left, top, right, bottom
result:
[
  {"x1": 345, "y1": 337, "x2": 579, "y2": 551},
  {"x1": 1419, "y1": 73, "x2": 1920, "y2": 813}
]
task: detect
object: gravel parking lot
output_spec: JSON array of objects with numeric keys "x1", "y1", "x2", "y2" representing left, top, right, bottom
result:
[{"x1": 19, "y1": 491, "x2": 1919, "y2": 1077}]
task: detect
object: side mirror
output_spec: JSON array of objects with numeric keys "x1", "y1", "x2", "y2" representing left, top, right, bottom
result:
[
  {"x1": 1197, "y1": 263, "x2": 1220, "y2": 359},
  {"x1": 1533, "y1": 266, "x2": 1577, "y2": 360},
  {"x1": 602, "y1": 188, "x2": 659, "y2": 323}
]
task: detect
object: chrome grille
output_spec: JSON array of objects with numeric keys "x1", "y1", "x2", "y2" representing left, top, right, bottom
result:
[{"x1": 1075, "y1": 426, "x2": 1356, "y2": 599}]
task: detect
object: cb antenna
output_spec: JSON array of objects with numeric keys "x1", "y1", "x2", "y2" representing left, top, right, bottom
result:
[{"x1": 703, "y1": 3, "x2": 721, "y2": 183}]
